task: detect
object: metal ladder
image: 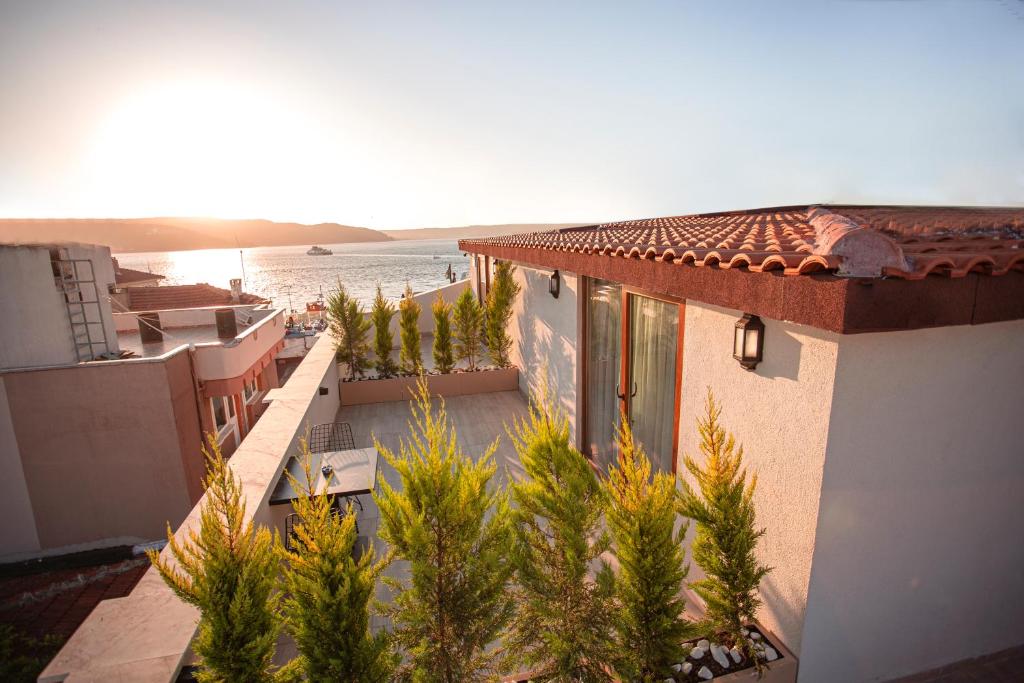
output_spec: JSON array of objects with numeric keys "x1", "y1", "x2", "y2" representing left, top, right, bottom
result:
[{"x1": 51, "y1": 249, "x2": 110, "y2": 362}]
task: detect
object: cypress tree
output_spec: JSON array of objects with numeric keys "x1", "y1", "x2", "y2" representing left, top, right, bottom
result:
[
  {"x1": 398, "y1": 284, "x2": 423, "y2": 375},
  {"x1": 278, "y1": 438, "x2": 396, "y2": 683},
  {"x1": 328, "y1": 281, "x2": 372, "y2": 380},
  {"x1": 605, "y1": 420, "x2": 694, "y2": 681},
  {"x1": 506, "y1": 386, "x2": 616, "y2": 681},
  {"x1": 149, "y1": 437, "x2": 290, "y2": 683},
  {"x1": 484, "y1": 261, "x2": 521, "y2": 368},
  {"x1": 678, "y1": 390, "x2": 771, "y2": 667},
  {"x1": 432, "y1": 293, "x2": 455, "y2": 374},
  {"x1": 452, "y1": 287, "x2": 484, "y2": 371},
  {"x1": 371, "y1": 284, "x2": 399, "y2": 378},
  {"x1": 373, "y1": 379, "x2": 515, "y2": 681}
]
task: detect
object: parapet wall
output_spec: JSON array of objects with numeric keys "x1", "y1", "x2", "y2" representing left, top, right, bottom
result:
[{"x1": 40, "y1": 333, "x2": 341, "y2": 683}]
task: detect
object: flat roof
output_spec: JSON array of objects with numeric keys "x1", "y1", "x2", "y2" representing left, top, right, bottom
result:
[{"x1": 116, "y1": 325, "x2": 225, "y2": 358}]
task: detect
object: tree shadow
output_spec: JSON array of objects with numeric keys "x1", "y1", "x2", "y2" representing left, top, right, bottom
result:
[{"x1": 513, "y1": 267, "x2": 577, "y2": 434}]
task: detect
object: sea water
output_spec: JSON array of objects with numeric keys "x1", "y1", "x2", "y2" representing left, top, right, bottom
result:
[{"x1": 114, "y1": 239, "x2": 471, "y2": 312}]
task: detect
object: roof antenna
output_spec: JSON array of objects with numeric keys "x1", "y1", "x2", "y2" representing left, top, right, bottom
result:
[{"x1": 234, "y1": 233, "x2": 247, "y2": 290}]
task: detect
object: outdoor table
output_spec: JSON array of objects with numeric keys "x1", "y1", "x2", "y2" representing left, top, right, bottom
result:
[{"x1": 269, "y1": 446, "x2": 379, "y2": 505}]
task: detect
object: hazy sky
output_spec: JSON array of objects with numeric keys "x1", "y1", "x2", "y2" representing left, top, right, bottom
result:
[{"x1": 1, "y1": 0, "x2": 1022, "y2": 228}]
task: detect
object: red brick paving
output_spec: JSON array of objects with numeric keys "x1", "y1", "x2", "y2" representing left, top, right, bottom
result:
[{"x1": 0, "y1": 558, "x2": 148, "y2": 642}]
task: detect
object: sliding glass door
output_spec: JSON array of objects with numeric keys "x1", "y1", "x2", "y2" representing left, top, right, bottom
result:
[
  {"x1": 585, "y1": 280, "x2": 681, "y2": 474},
  {"x1": 584, "y1": 279, "x2": 622, "y2": 472},
  {"x1": 628, "y1": 294, "x2": 679, "y2": 473}
]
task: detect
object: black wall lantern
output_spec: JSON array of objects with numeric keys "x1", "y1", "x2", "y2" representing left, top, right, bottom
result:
[
  {"x1": 549, "y1": 270, "x2": 560, "y2": 299},
  {"x1": 733, "y1": 313, "x2": 765, "y2": 370}
]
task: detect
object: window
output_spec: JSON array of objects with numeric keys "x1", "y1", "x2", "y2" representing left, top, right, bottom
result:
[
  {"x1": 227, "y1": 395, "x2": 235, "y2": 418},
  {"x1": 244, "y1": 377, "x2": 259, "y2": 402},
  {"x1": 212, "y1": 396, "x2": 227, "y2": 430}
]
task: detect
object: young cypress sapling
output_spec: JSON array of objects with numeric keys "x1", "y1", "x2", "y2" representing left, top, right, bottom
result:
[
  {"x1": 278, "y1": 438, "x2": 396, "y2": 682},
  {"x1": 605, "y1": 420, "x2": 694, "y2": 681},
  {"x1": 148, "y1": 436, "x2": 291, "y2": 683},
  {"x1": 506, "y1": 383, "x2": 617, "y2": 682},
  {"x1": 398, "y1": 284, "x2": 422, "y2": 375},
  {"x1": 484, "y1": 261, "x2": 521, "y2": 368},
  {"x1": 373, "y1": 379, "x2": 515, "y2": 682},
  {"x1": 370, "y1": 284, "x2": 398, "y2": 378},
  {"x1": 678, "y1": 390, "x2": 771, "y2": 669},
  {"x1": 328, "y1": 281, "x2": 372, "y2": 380},
  {"x1": 432, "y1": 293, "x2": 455, "y2": 374},
  {"x1": 452, "y1": 287, "x2": 484, "y2": 371}
]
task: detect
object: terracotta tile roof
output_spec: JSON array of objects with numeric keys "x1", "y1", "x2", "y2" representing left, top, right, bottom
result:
[
  {"x1": 125, "y1": 283, "x2": 269, "y2": 312},
  {"x1": 113, "y1": 264, "x2": 165, "y2": 285},
  {"x1": 461, "y1": 205, "x2": 1024, "y2": 280}
]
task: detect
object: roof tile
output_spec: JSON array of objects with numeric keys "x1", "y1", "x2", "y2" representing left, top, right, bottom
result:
[
  {"x1": 460, "y1": 205, "x2": 1024, "y2": 280},
  {"x1": 126, "y1": 283, "x2": 268, "y2": 312}
]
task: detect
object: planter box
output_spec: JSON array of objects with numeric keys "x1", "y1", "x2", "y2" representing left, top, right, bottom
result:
[
  {"x1": 340, "y1": 367, "x2": 519, "y2": 405},
  {"x1": 682, "y1": 625, "x2": 798, "y2": 683},
  {"x1": 501, "y1": 623, "x2": 797, "y2": 683}
]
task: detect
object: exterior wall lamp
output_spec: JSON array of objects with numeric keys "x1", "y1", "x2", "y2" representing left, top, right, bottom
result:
[
  {"x1": 733, "y1": 313, "x2": 765, "y2": 370},
  {"x1": 549, "y1": 270, "x2": 560, "y2": 299}
]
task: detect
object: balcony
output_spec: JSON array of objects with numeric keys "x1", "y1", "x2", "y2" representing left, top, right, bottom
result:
[{"x1": 41, "y1": 333, "x2": 529, "y2": 682}]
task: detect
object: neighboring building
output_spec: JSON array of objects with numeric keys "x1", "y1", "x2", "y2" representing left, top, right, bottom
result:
[
  {"x1": 459, "y1": 204, "x2": 1024, "y2": 683},
  {"x1": 112, "y1": 257, "x2": 165, "y2": 288},
  {"x1": 113, "y1": 281, "x2": 269, "y2": 311},
  {"x1": 0, "y1": 243, "x2": 285, "y2": 563}
]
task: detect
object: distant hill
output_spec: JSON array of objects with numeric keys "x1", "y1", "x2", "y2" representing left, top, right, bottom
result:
[
  {"x1": 0, "y1": 217, "x2": 390, "y2": 252},
  {"x1": 0, "y1": 218, "x2": 596, "y2": 252},
  {"x1": 383, "y1": 223, "x2": 591, "y2": 241}
]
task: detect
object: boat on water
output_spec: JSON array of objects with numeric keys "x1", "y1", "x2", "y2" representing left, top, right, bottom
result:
[{"x1": 306, "y1": 245, "x2": 333, "y2": 255}]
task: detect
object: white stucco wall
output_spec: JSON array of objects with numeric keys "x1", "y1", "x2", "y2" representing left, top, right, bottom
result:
[
  {"x1": 678, "y1": 301, "x2": 841, "y2": 657},
  {"x1": 799, "y1": 318, "x2": 1024, "y2": 683},
  {"x1": 508, "y1": 264, "x2": 580, "y2": 439},
  {"x1": 0, "y1": 246, "x2": 78, "y2": 369},
  {"x1": 192, "y1": 310, "x2": 286, "y2": 380},
  {"x1": 383, "y1": 279, "x2": 469, "y2": 341},
  {"x1": 0, "y1": 376, "x2": 41, "y2": 555},
  {"x1": 0, "y1": 243, "x2": 119, "y2": 369},
  {"x1": 112, "y1": 304, "x2": 269, "y2": 332}
]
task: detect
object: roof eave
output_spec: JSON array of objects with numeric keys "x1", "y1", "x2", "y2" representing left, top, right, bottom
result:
[{"x1": 460, "y1": 241, "x2": 1024, "y2": 334}]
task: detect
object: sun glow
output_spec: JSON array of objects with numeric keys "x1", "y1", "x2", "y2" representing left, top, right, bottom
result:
[{"x1": 83, "y1": 80, "x2": 361, "y2": 219}]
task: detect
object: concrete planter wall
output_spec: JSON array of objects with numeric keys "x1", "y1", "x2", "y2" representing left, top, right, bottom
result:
[{"x1": 340, "y1": 367, "x2": 519, "y2": 405}]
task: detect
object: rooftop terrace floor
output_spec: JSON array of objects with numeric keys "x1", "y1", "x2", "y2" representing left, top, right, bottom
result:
[
  {"x1": 336, "y1": 389, "x2": 528, "y2": 485},
  {"x1": 333, "y1": 390, "x2": 530, "y2": 636}
]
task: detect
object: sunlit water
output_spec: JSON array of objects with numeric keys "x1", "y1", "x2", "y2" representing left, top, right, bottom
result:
[{"x1": 115, "y1": 239, "x2": 471, "y2": 311}]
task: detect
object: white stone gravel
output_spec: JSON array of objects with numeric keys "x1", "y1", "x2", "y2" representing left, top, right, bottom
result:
[{"x1": 711, "y1": 644, "x2": 730, "y2": 669}]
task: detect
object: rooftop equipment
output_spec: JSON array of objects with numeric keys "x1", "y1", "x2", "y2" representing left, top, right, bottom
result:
[{"x1": 215, "y1": 308, "x2": 238, "y2": 339}]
